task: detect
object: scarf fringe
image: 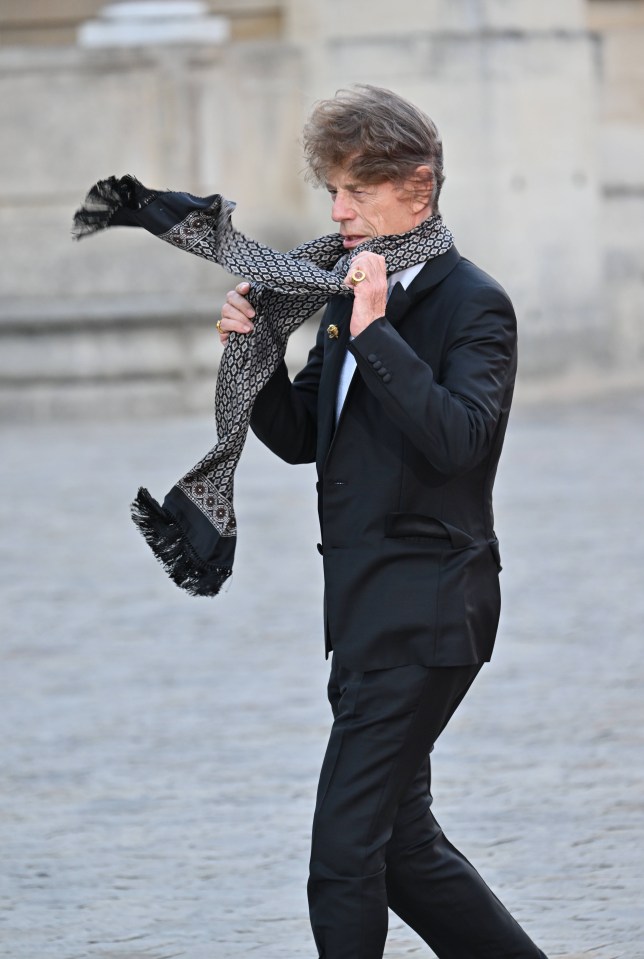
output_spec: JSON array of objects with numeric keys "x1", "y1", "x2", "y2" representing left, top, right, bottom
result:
[
  {"x1": 130, "y1": 487, "x2": 232, "y2": 597},
  {"x1": 72, "y1": 175, "x2": 142, "y2": 239}
]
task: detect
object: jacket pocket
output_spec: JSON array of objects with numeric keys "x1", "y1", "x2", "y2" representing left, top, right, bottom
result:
[{"x1": 384, "y1": 513, "x2": 474, "y2": 550}]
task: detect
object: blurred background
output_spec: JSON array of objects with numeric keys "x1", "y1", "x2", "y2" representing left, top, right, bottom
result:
[
  {"x1": 1, "y1": 4, "x2": 644, "y2": 958},
  {"x1": 0, "y1": 0, "x2": 643, "y2": 418}
]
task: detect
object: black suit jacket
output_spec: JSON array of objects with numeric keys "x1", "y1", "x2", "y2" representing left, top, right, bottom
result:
[{"x1": 251, "y1": 246, "x2": 517, "y2": 670}]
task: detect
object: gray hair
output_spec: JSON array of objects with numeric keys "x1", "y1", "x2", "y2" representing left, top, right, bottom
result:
[{"x1": 302, "y1": 84, "x2": 445, "y2": 214}]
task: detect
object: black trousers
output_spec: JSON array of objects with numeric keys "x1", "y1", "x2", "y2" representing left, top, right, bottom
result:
[{"x1": 307, "y1": 658, "x2": 548, "y2": 959}]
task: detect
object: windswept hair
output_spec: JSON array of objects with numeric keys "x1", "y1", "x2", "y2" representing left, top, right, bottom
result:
[{"x1": 302, "y1": 85, "x2": 445, "y2": 213}]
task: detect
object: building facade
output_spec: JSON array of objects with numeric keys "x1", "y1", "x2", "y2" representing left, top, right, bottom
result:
[{"x1": 1, "y1": 0, "x2": 642, "y2": 417}]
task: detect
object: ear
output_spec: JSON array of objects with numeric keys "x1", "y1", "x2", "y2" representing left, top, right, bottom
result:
[{"x1": 405, "y1": 165, "x2": 433, "y2": 214}]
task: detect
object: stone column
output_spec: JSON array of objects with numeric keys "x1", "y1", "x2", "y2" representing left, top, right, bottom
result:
[{"x1": 590, "y1": 0, "x2": 644, "y2": 379}]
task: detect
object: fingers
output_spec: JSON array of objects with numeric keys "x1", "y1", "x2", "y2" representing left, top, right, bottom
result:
[
  {"x1": 218, "y1": 281, "x2": 255, "y2": 345},
  {"x1": 344, "y1": 253, "x2": 388, "y2": 337},
  {"x1": 344, "y1": 251, "x2": 387, "y2": 289}
]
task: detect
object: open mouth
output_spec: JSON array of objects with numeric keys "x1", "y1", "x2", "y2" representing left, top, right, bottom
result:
[{"x1": 341, "y1": 234, "x2": 367, "y2": 249}]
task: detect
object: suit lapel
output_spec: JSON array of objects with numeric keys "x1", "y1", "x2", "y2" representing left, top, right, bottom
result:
[
  {"x1": 317, "y1": 295, "x2": 353, "y2": 469},
  {"x1": 385, "y1": 245, "x2": 462, "y2": 328},
  {"x1": 406, "y1": 244, "x2": 461, "y2": 300}
]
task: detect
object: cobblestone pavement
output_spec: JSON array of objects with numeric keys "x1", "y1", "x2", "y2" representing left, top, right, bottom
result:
[{"x1": 1, "y1": 392, "x2": 643, "y2": 959}]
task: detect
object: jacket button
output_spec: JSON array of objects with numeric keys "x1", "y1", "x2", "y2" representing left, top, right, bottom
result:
[
  {"x1": 377, "y1": 367, "x2": 387, "y2": 377},
  {"x1": 372, "y1": 360, "x2": 382, "y2": 370},
  {"x1": 367, "y1": 353, "x2": 378, "y2": 363},
  {"x1": 382, "y1": 372, "x2": 392, "y2": 383}
]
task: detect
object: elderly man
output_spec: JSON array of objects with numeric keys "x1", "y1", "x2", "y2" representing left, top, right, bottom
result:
[{"x1": 218, "y1": 86, "x2": 547, "y2": 959}]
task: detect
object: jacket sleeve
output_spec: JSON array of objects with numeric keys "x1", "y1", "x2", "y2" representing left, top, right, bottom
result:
[
  {"x1": 350, "y1": 286, "x2": 517, "y2": 476},
  {"x1": 249, "y1": 319, "x2": 324, "y2": 465}
]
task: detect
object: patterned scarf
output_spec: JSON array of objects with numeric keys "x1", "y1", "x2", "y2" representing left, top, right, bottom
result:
[{"x1": 72, "y1": 175, "x2": 453, "y2": 596}]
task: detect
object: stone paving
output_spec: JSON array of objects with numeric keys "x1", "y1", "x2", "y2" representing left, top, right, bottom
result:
[{"x1": 1, "y1": 391, "x2": 643, "y2": 959}]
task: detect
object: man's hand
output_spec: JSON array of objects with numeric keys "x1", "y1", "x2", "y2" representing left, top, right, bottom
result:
[
  {"x1": 344, "y1": 252, "x2": 388, "y2": 337},
  {"x1": 218, "y1": 281, "x2": 255, "y2": 345}
]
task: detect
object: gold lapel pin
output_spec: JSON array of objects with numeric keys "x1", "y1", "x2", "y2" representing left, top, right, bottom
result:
[{"x1": 327, "y1": 324, "x2": 339, "y2": 339}]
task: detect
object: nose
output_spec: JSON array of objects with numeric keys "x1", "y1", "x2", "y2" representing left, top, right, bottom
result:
[{"x1": 331, "y1": 191, "x2": 354, "y2": 223}]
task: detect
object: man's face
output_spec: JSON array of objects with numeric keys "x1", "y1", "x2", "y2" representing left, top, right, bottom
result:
[{"x1": 325, "y1": 166, "x2": 431, "y2": 250}]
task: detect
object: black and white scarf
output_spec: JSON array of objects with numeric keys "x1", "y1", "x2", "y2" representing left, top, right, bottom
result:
[{"x1": 72, "y1": 175, "x2": 453, "y2": 596}]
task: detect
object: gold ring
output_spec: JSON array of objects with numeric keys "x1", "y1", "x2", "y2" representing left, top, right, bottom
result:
[
  {"x1": 350, "y1": 268, "x2": 367, "y2": 285},
  {"x1": 216, "y1": 319, "x2": 224, "y2": 333}
]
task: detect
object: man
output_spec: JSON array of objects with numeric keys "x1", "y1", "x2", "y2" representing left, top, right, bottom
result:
[{"x1": 218, "y1": 85, "x2": 547, "y2": 959}]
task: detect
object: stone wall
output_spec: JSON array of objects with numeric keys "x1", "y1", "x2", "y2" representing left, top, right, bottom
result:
[
  {"x1": 589, "y1": 0, "x2": 644, "y2": 377},
  {"x1": 0, "y1": 0, "x2": 282, "y2": 45},
  {"x1": 0, "y1": 21, "x2": 309, "y2": 419},
  {"x1": 0, "y1": 0, "x2": 643, "y2": 418}
]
